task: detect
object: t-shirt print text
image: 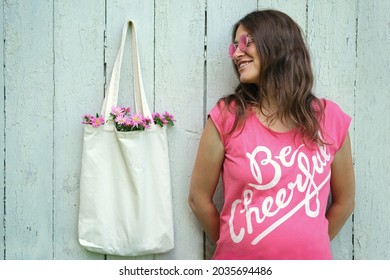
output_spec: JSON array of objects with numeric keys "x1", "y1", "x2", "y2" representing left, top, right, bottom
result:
[{"x1": 229, "y1": 144, "x2": 331, "y2": 245}]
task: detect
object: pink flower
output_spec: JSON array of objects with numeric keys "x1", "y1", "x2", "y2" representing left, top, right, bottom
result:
[
  {"x1": 129, "y1": 113, "x2": 145, "y2": 128},
  {"x1": 152, "y1": 112, "x2": 168, "y2": 126},
  {"x1": 162, "y1": 111, "x2": 176, "y2": 127},
  {"x1": 82, "y1": 114, "x2": 93, "y2": 124},
  {"x1": 152, "y1": 112, "x2": 161, "y2": 119},
  {"x1": 90, "y1": 115, "x2": 105, "y2": 127},
  {"x1": 111, "y1": 106, "x2": 124, "y2": 116},
  {"x1": 123, "y1": 115, "x2": 132, "y2": 126},
  {"x1": 83, "y1": 107, "x2": 175, "y2": 130},
  {"x1": 163, "y1": 111, "x2": 176, "y2": 122},
  {"x1": 115, "y1": 114, "x2": 127, "y2": 125},
  {"x1": 144, "y1": 117, "x2": 152, "y2": 129}
]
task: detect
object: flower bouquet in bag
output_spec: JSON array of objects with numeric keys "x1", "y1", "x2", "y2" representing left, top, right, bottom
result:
[{"x1": 82, "y1": 106, "x2": 175, "y2": 130}]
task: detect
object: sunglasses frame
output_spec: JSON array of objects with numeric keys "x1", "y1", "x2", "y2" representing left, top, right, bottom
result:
[{"x1": 229, "y1": 34, "x2": 253, "y2": 58}]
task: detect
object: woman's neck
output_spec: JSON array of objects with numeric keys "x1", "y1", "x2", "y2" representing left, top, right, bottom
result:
[{"x1": 254, "y1": 103, "x2": 295, "y2": 133}]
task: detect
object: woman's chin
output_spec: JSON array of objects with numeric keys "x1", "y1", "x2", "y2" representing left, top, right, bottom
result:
[{"x1": 239, "y1": 76, "x2": 256, "y2": 84}]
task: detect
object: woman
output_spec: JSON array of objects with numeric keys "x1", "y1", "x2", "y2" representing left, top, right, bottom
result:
[{"x1": 188, "y1": 9, "x2": 355, "y2": 260}]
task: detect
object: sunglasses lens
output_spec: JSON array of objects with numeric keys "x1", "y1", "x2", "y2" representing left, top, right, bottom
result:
[
  {"x1": 229, "y1": 44, "x2": 236, "y2": 58},
  {"x1": 239, "y1": 34, "x2": 248, "y2": 52},
  {"x1": 229, "y1": 34, "x2": 250, "y2": 58}
]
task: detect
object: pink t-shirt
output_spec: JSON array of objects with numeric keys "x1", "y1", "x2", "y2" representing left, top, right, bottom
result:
[{"x1": 209, "y1": 99, "x2": 351, "y2": 260}]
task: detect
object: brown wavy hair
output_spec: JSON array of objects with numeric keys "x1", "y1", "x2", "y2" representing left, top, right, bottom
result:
[{"x1": 221, "y1": 9, "x2": 325, "y2": 145}]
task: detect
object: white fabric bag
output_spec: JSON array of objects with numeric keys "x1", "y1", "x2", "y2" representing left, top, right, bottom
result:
[{"x1": 78, "y1": 20, "x2": 174, "y2": 256}]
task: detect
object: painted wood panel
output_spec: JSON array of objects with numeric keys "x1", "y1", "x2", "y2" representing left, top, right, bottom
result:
[
  {"x1": 155, "y1": 0, "x2": 206, "y2": 260},
  {"x1": 354, "y1": 0, "x2": 390, "y2": 259},
  {"x1": 53, "y1": 0, "x2": 105, "y2": 259},
  {"x1": 4, "y1": 0, "x2": 54, "y2": 259},
  {"x1": 258, "y1": 0, "x2": 307, "y2": 32},
  {"x1": 0, "y1": 0, "x2": 4, "y2": 260},
  {"x1": 307, "y1": 0, "x2": 356, "y2": 260},
  {"x1": 1, "y1": 0, "x2": 390, "y2": 260}
]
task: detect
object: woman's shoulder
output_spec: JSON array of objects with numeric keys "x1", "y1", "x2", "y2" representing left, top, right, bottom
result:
[
  {"x1": 319, "y1": 98, "x2": 350, "y2": 118},
  {"x1": 209, "y1": 98, "x2": 238, "y2": 119},
  {"x1": 319, "y1": 98, "x2": 351, "y2": 149},
  {"x1": 208, "y1": 98, "x2": 239, "y2": 137}
]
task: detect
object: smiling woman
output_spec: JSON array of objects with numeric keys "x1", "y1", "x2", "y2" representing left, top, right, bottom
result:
[
  {"x1": 230, "y1": 27, "x2": 260, "y2": 85},
  {"x1": 188, "y1": 9, "x2": 355, "y2": 260}
]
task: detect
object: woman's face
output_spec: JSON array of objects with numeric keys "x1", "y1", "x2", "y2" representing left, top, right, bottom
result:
[{"x1": 232, "y1": 24, "x2": 261, "y2": 86}]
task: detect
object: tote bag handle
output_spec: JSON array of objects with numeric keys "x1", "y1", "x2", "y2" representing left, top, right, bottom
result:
[{"x1": 101, "y1": 20, "x2": 153, "y2": 125}]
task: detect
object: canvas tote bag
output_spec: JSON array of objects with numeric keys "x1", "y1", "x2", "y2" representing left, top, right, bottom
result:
[{"x1": 78, "y1": 20, "x2": 174, "y2": 256}]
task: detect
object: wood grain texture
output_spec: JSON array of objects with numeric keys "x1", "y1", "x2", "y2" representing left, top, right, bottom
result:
[
  {"x1": 307, "y1": 0, "x2": 356, "y2": 260},
  {"x1": 155, "y1": 0, "x2": 206, "y2": 260},
  {"x1": 0, "y1": 0, "x2": 4, "y2": 260},
  {"x1": 53, "y1": 0, "x2": 105, "y2": 259},
  {"x1": 258, "y1": 0, "x2": 307, "y2": 32},
  {"x1": 1, "y1": 0, "x2": 389, "y2": 260},
  {"x1": 354, "y1": 0, "x2": 390, "y2": 259},
  {"x1": 4, "y1": 0, "x2": 54, "y2": 259}
]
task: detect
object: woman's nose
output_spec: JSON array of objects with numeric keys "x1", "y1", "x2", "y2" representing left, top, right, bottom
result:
[{"x1": 233, "y1": 47, "x2": 245, "y2": 59}]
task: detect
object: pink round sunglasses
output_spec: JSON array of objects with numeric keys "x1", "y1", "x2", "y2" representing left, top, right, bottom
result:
[{"x1": 229, "y1": 34, "x2": 254, "y2": 58}]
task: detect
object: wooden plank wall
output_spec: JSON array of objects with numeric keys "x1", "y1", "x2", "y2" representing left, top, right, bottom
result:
[
  {"x1": 0, "y1": 0, "x2": 4, "y2": 260},
  {"x1": 1, "y1": 0, "x2": 389, "y2": 260},
  {"x1": 354, "y1": 0, "x2": 390, "y2": 259}
]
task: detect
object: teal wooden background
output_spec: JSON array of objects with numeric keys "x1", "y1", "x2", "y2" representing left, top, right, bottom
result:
[{"x1": 1, "y1": 0, "x2": 389, "y2": 259}]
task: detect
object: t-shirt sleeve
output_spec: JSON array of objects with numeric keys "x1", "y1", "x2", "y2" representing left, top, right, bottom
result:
[
  {"x1": 208, "y1": 100, "x2": 236, "y2": 146},
  {"x1": 208, "y1": 102, "x2": 224, "y2": 135},
  {"x1": 323, "y1": 99, "x2": 352, "y2": 151}
]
